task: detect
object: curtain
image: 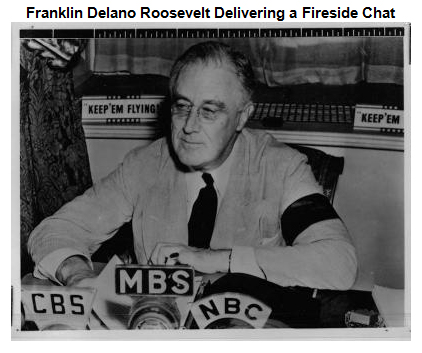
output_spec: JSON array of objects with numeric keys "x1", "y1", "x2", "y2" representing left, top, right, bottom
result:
[
  {"x1": 92, "y1": 38, "x2": 262, "y2": 78},
  {"x1": 20, "y1": 43, "x2": 93, "y2": 276},
  {"x1": 91, "y1": 37, "x2": 403, "y2": 86}
]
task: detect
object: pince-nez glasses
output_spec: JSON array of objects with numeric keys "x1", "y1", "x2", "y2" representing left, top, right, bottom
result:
[{"x1": 171, "y1": 101, "x2": 225, "y2": 124}]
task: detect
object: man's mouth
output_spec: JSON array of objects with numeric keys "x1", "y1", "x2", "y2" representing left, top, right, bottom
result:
[{"x1": 180, "y1": 138, "x2": 203, "y2": 145}]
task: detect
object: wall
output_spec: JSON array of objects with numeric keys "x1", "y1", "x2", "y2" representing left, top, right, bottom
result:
[
  {"x1": 86, "y1": 139, "x2": 150, "y2": 181},
  {"x1": 319, "y1": 147, "x2": 404, "y2": 289},
  {"x1": 85, "y1": 138, "x2": 405, "y2": 289}
]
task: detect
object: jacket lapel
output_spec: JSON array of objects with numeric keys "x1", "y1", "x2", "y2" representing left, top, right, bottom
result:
[
  {"x1": 141, "y1": 158, "x2": 189, "y2": 260},
  {"x1": 210, "y1": 132, "x2": 261, "y2": 249}
]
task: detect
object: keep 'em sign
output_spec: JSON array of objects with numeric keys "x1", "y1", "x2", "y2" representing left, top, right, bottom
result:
[
  {"x1": 115, "y1": 265, "x2": 195, "y2": 296},
  {"x1": 353, "y1": 104, "x2": 404, "y2": 132}
]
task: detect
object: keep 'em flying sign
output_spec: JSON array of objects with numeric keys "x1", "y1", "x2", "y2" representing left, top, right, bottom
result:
[
  {"x1": 353, "y1": 104, "x2": 404, "y2": 133},
  {"x1": 82, "y1": 96, "x2": 165, "y2": 124}
]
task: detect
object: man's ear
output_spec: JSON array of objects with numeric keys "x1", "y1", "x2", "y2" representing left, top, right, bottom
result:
[{"x1": 236, "y1": 102, "x2": 254, "y2": 132}]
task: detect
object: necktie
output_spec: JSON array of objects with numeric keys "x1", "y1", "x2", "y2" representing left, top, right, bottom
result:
[{"x1": 188, "y1": 173, "x2": 218, "y2": 248}]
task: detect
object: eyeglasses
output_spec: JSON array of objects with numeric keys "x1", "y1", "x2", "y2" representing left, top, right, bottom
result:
[{"x1": 171, "y1": 101, "x2": 225, "y2": 124}]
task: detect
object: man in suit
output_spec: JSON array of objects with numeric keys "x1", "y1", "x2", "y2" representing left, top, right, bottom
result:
[{"x1": 28, "y1": 41, "x2": 357, "y2": 290}]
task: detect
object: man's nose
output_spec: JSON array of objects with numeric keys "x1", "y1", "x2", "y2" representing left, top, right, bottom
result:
[{"x1": 183, "y1": 108, "x2": 201, "y2": 133}]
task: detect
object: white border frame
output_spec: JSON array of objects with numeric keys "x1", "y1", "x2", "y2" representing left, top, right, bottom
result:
[{"x1": 11, "y1": 21, "x2": 411, "y2": 340}]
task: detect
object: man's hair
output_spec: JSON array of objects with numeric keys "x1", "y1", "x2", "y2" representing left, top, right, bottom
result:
[{"x1": 169, "y1": 41, "x2": 256, "y2": 102}]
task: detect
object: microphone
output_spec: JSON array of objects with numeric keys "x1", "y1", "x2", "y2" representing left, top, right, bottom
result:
[{"x1": 128, "y1": 297, "x2": 181, "y2": 329}]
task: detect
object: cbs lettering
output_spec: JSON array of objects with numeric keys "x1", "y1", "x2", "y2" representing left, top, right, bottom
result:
[{"x1": 31, "y1": 292, "x2": 85, "y2": 315}]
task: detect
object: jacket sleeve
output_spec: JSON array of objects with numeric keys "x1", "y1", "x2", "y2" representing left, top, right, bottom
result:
[
  {"x1": 27, "y1": 148, "x2": 142, "y2": 280},
  {"x1": 233, "y1": 150, "x2": 357, "y2": 290},
  {"x1": 253, "y1": 218, "x2": 357, "y2": 290}
]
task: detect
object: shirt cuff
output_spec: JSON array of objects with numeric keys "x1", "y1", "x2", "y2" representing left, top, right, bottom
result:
[
  {"x1": 33, "y1": 248, "x2": 93, "y2": 285},
  {"x1": 230, "y1": 246, "x2": 265, "y2": 279}
]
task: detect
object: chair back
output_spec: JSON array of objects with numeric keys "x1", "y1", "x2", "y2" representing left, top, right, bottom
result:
[{"x1": 288, "y1": 144, "x2": 344, "y2": 203}]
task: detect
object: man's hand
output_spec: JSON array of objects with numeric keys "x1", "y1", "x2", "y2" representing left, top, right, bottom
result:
[
  {"x1": 56, "y1": 255, "x2": 97, "y2": 287},
  {"x1": 150, "y1": 243, "x2": 231, "y2": 274}
]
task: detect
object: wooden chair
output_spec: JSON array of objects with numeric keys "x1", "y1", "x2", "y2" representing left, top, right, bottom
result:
[{"x1": 287, "y1": 144, "x2": 344, "y2": 204}]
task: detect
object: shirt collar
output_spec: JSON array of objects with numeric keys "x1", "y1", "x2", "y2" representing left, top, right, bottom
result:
[{"x1": 185, "y1": 138, "x2": 238, "y2": 199}]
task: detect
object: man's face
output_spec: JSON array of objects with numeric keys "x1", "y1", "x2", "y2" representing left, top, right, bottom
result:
[{"x1": 171, "y1": 61, "x2": 249, "y2": 171}]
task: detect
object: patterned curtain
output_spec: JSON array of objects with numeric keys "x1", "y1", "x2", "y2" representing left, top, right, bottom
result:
[
  {"x1": 92, "y1": 37, "x2": 403, "y2": 87},
  {"x1": 20, "y1": 42, "x2": 92, "y2": 276}
]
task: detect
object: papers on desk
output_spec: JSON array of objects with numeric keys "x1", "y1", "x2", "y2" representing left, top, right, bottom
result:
[
  {"x1": 89, "y1": 256, "x2": 134, "y2": 330},
  {"x1": 372, "y1": 285, "x2": 406, "y2": 327}
]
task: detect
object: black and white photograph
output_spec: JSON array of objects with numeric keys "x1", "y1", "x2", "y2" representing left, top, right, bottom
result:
[{"x1": 12, "y1": 22, "x2": 410, "y2": 339}]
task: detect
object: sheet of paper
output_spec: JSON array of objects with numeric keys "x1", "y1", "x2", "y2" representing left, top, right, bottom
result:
[
  {"x1": 90, "y1": 256, "x2": 134, "y2": 330},
  {"x1": 175, "y1": 276, "x2": 203, "y2": 327},
  {"x1": 372, "y1": 285, "x2": 405, "y2": 327}
]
